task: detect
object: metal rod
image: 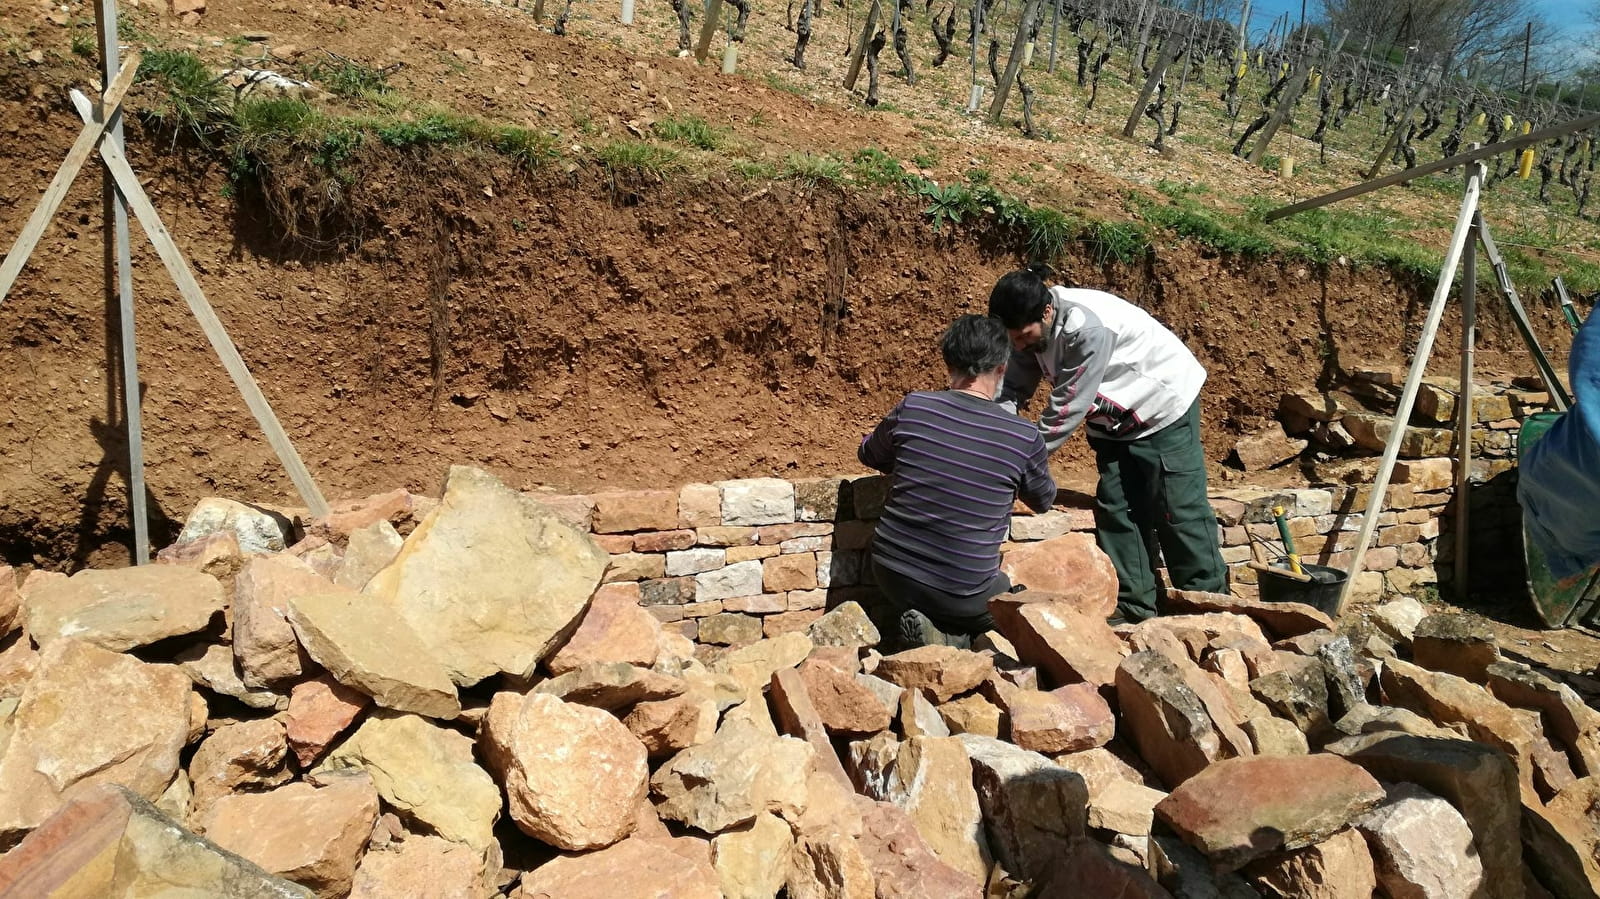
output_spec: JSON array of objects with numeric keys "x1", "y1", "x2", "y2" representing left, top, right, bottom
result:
[
  {"x1": 70, "y1": 91, "x2": 331, "y2": 518},
  {"x1": 95, "y1": 0, "x2": 147, "y2": 564},
  {"x1": 1336, "y1": 166, "x2": 1483, "y2": 616},
  {"x1": 1265, "y1": 110, "x2": 1600, "y2": 221}
]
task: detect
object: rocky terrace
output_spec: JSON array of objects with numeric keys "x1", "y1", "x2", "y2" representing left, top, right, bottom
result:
[{"x1": 0, "y1": 463, "x2": 1595, "y2": 897}]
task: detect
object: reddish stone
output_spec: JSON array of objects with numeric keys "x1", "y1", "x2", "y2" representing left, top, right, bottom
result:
[
  {"x1": 763, "y1": 609, "x2": 824, "y2": 638},
  {"x1": 1244, "y1": 827, "x2": 1377, "y2": 899},
  {"x1": 989, "y1": 591, "x2": 1125, "y2": 688},
  {"x1": 547, "y1": 586, "x2": 662, "y2": 675},
  {"x1": 633, "y1": 530, "x2": 698, "y2": 553},
  {"x1": 1160, "y1": 589, "x2": 1333, "y2": 640},
  {"x1": 590, "y1": 490, "x2": 681, "y2": 534},
  {"x1": 857, "y1": 800, "x2": 984, "y2": 898},
  {"x1": 999, "y1": 534, "x2": 1118, "y2": 618},
  {"x1": 286, "y1": 675, "x2": 370, "y2": 768},
  {"x1": 763, "y1": 555, "x2": 818, "y2": 592},
  {"x1": 1155, "y1": 755, "x2": 1384, "y2": 871},
  {"x1": 770, "y1": 668, "x2": 853, "y2": 790},
  {"x1": 875, "y1": 646, "x2": 994, "y2": 702},
  {"x1": 796, "y1": 659, "x2": 892, "y2": 736}
]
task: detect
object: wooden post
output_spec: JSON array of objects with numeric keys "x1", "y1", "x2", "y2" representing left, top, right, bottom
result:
[
  {"x1": 94, "y1": 0, "x2": 148, "y2": 564},
  {"x1": 1454, "y1": 162, "x2": 1481, "y2": 598},
  {"x1": 69, "y1": 91, "x2": 331, "y2": 519},
  {"x1": 1123, "y1": 30, "x2": 1181, "y2": 138},
  {"x1": 988, "y1": 0, "x2": 1045, "y2": 124},
  {"x1": 694, "y1": 0, "x2": 725, "y2": 62},
  {"x1": 843, "y1": 0, "x2": 881, "y2": 90},
  {"x1": 1336, "y1": 166, "x2": 1483, "y2": 616},
  {"x1": 0, "y1": 56, "x2": 140, "y2": 306}
]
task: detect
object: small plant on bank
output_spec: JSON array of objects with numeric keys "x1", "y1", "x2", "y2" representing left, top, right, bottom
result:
[
  {"x1": 782, "y1": 153, "x2": 845, "y2": 189},
  {"x1": 70, "y1": 30, "x2": 95, "y2": 59},
  {"x1": 849, "y1": 148, "x2": 915, "y2": 189},
  {"x1": 653, "y1": 115, "x2": 722, "y2": 151},
  {"x1": 305, "y1": 54, "x2": 397, "y2": 100},
  {"x1": 920, "y1": 181, "x2": 979, "y2": 230},
  {"x1": 597, "y1": 139, "x2": 681, "y2": 179},
  {"x1": 136, "y1": 49, "x2": 232, "y2": 143},
  {"x1": 1085, "y1": 220, "x2": 1149, "y2": 265}
]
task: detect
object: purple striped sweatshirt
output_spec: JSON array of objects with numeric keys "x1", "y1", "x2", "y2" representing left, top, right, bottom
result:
[{"x1": 859, "y1": 390, "x2": 1056, "y2": 596}]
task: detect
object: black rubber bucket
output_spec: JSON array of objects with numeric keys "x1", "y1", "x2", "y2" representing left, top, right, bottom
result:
[{"x1": 1256, "y1": 562, "x2": 1348, "y2": 617}]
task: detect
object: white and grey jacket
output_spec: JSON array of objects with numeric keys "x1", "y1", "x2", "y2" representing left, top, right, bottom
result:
[{"x1": 998, "y1": 286, "x2": 1206, "y2": 452}]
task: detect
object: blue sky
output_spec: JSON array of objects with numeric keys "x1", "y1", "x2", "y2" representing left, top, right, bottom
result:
[{"x1": 1244, "y1": 0, "x2": 1595, "y2": 72}]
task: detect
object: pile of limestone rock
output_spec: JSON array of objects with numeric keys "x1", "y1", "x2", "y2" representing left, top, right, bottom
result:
[{"x1": 0, "y1": 464, "x2": 1597, "y2": 898}]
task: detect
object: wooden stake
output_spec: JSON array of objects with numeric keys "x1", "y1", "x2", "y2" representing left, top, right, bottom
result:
[
  {"x1": 621, "y1": 0, "x2": 635, "y2": 25},
  {"x1": 988, "y1": 0, "x2": 1044, "y2": 124},
  {"x1": 695, "y1": 0, "x2": 725, "y2": 62},
  {"x1": 1335, "y1": 167, "x2": 1483, "y2": 616},
  {"x1": 843, "y1": 0, "x2": 881, "y2": 91},
  {"x1": 95, "y1": 0, "x2": 148, "y2": 564},
  {"x1": 0, "y1": 55, "x2": 140, "y2": 306},
  {"x1": 1455, "y1": 164, "x2": 1480, "y2": 598},
  {"x1": 69, "y1": 90, "x2": 331, "y2": 519}
]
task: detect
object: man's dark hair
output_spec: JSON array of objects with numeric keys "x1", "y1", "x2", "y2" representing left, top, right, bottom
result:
[
  {"x1": 941, "y1": 315, "x2": 1011, "y2": 377},
  {"x1": 987, "y1": 263, "x2": 1054, "y2": 329}
]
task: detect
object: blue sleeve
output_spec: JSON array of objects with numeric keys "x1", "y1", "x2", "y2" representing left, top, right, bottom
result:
[{"x1": 1518, "y1": 314, "x2": 1600, "y2": 580}]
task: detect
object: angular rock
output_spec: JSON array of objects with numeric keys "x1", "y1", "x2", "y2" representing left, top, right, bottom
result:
[
  {"x1": 0, "y1": 784, "x2": 311, "y2": 897},
  {"x1": 180, "y1": 497, "x2": 294, "y2": 554},
  {"x1": 234, "y1": 554, "x2": 330, "y2": 686},
  {"x1": 1486, "y1": 660, "x2": 1600, "y2": 778},
  {"x1": 1525, "y1": 776, "x2": 1600, "y2": 898},
  {"x1": 711, "y1": 812, "x2": 792, "y2": 899},
  {"x1": 1233, "y1": 427, "x2": 1308, "y2": 471},
  {"x1": 652, "y1": 713, "x2": 813, "y2": 834},
  {"x1": 957, "y1": 734, "x2": 1087, "y2": 881},
  {"x1": 1369, "y1": 597, "x2": 1426, "y2": 643},
  {"x1": 175, "y1": 641, "x2": 285, "y2": 710},
  {"x1": 1355, "y1": 782, "x2": 1484, "y2": 899},
  {"x1": 363, "y1": 465, "x2": 609, "y2": 685},
  {"x1": 483, "y1": 691, "x2": 647, "y2": 849},
  {"x1": 285, "y1": 675, "x2": 369, "y2": 768},
  {"x1": 23, "y1": 565, "x2": 224, "y2": 651},
  {"x1": 1163, "y1": 588, "x2": 1334, "y2": 640},
  {"x1": 1116, "y1": 651, "x2": 1230, "y2": 788},
  {"x1": 189, "y1": 717, "x2": 291, "y2": 811},
  {"x1": 1038, "y1": 837, "x2": 1173, "y2": 898},
  {"x1": 788, "y1": 825, "x2": 876, "y2": 899},
  {"x1": 287, "y1": 588, "x2": 460, "y2": 718},
  {"x1": 710, "y1": 632, "x2": 813, "y2": 697},
  {"x1": 717, "y1": 478, "x2": 795, "y2": 526},
  {"x1": 1149, "y1": 833, "x2": 1257, "y2": 899},
  {"x1": 321, "y1": 710, "x2": 501, "y2": 851},
  {"x1": 770, "y1": 667, "x2": 855, "y2": 789},
  {"x1": 856, "y1": 799, "x2": 984, "y2": 898},
  {"x1": 797, "y1": 658, "x2": 892, "y2": 735},
  {"x1": 989, "y1": 590, "x2": 1125, "y2": 687},
  {"x1": 1410, "y1": 613, "x2": 1500, "y2": 683},
  {"x1": 936, "y1": 693, "x2": 1003, "y2": 738},
  {"x1": 999, "y1": 534, "x2": 1119, "y2": 618},
  {"x1": 533, "y1": 661, "x2": 685, "y2": 710},
  {"x1": 198, "y1": 770, "x2": 380, "y2": 898},
  {"x1": 1088, "y1": 778, "x2": 1167, "y2": 837},
  {"x1": 623, "y1": 690, "x2": 719, "y2": 759},
  {"x1": 1154, "y1": 754, "x2": 1384, "y2": 871},
  {"x1": 0, "y1": 640, "x2": 191, "y2": 837},
  {"x1": 1243, "y1": 716, "x2": 1309, "y2": 756},
  {"x1": 1327, "y1": 733, "x2": 1522, "y2": 899},
  {"x1": 900, "y1": 688, "x2": 949, "y2": 738},
  {"x1": 333, "y1": 519, "x2": 404, "y2": 590},
  {"x1": 350, "y1": 834, "x2": 497, "y2": 899},
  {"x1": 547, "y1": 586, "x2": 661, "y2": 676},
  {"x1": 0, "y1": 565, "x2": 20, "y2": 639},
  {"x1": 805, "y1": 601, "x2": 881, "y2": 648},
  {"x1": 874, "y1": 645, "x2": 994, "y2": 702},
  {"x1": 1380, "y1": 658, "x2": 1573, "y2": 802},
  {"x1": 1250, "y1": 654, "x2": 1332, "y2": 739},
  {"x1": 1244, "y1": 827, "x2": 1377, "y2": 899},
  {"x1": 515, "y1": 835, "x2": 722, "y2": 898},
  {"x1": 852, "y1": 735, "x2": 990, "y2": 882},
  {"x1": 1332, "y1": 703, "x2": 1462, "y2": 741},
  {"x1": 1316, "y1": 637, "x2": 1369, "y2": 722},
  {"x1": 988, "y1": 679, "x2": 1114, "y2": 753}
]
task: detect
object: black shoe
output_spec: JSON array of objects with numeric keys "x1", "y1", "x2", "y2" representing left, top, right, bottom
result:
[
  {"x1": 1106, "y1": 614, "x2": 1130, "y2": 627},
  {"x1": 898, "y1": 609, "x2": 970, "y2": 650}
]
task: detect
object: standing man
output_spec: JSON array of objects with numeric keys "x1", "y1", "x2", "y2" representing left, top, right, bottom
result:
[
  {"x1": 859, "y1": 315, "x2": 1057, "y2": 648},
  {"x1": 988, "y1": 265, "x2": 1226, "y2": 623}
]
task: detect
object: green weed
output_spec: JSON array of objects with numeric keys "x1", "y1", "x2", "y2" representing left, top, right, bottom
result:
[
  {"x1": 597, "y1": 139, "x2": 681, "y2": 178},
  {"x1": 849, "y1": 148, "x2": 914, "y2": 188},
  {"x1": 136, "y1": 50, "x2": 232, "y2": 142},
  {"x1": 306, "y1": 55, "x2": 394, "y2": 100},
  {"x1": 653, "y1": 115, "x2": 722, "y2": 151},
  {"x1": 732, "y1": 158, "x2": 780, "y2": 179},
  {"x1": 782, "y1": 153, "x2": 845, "y2": 189},
  {"x1": 1084, "y1": 220, "x2": 1149, "y2": 265},
  {"x1": 920, "y1": 181, "x2": 979, "y2": 229},
  {"x1": 70, "y1": 31, "x2": 95, "y2": 59}
]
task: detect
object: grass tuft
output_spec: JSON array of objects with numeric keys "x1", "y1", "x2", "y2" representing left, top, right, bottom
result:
[
  {"x1": 136, "y1": 49, "x2": 232, "y2": 142},
  {"x1": 597, "y1": 139, "x2": 681, "y2": 178},
  {"x1": 782, "y1": 153, "x2": 845, "y2": 189},
  {"x1": 653, "y1": 115, "x2": 722, "y2": 151}
]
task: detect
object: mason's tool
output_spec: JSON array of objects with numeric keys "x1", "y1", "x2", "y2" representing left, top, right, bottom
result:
[{"x1": 1273, "y1": 505, "x2": 1304, "y2": 575}]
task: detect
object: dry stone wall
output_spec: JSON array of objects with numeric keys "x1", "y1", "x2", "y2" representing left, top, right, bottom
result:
[{"x1": 531, "y1": 470, "x2": 1454, "y2": 646}]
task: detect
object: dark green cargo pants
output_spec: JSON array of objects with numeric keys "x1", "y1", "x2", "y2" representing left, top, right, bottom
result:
[{"x1": 1087, "y1": 399, "x2": 1227, "y2": 622}]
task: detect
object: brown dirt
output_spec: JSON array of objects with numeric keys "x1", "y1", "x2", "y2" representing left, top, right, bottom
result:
[{"x1": 0, "y1": 0, "x2": 1580, "y2": 573}]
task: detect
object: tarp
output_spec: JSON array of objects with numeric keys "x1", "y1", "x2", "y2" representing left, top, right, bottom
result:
[{"x1": 1518, "y1": 311, "x2": 1600, "y2": 581}]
